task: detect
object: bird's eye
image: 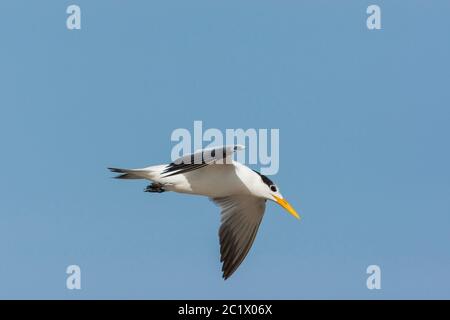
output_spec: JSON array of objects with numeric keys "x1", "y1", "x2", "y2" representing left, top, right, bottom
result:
[{"x1": 270, "y1": 185, "x2": 277, "y2": 192}]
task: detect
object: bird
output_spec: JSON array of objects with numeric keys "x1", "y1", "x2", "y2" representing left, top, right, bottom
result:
[{"x1": 108, "y1": 145, "x2": 300, "y2": 279}]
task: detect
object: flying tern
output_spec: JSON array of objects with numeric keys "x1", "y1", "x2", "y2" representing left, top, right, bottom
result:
[{"x1": 109, "y1": 145, "x2": 300, "y2": 279}]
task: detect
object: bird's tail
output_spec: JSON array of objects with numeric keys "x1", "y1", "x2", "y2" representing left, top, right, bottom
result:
[
  {"x1": 108, "y1": 167, "x2": 148, "y2": 179},
  {"x1": 108, "y1": 165, "x2": 167, "y2": 180}
]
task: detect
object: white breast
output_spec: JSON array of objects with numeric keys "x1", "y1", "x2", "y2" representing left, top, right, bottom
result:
[{"x1": 156, "y1": 162, "x2": 259, "y2": 198}]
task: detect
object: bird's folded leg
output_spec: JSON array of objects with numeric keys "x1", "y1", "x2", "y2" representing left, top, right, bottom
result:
[{"x1": 144, "y1": 183, "x2": 165, "y2": 193}]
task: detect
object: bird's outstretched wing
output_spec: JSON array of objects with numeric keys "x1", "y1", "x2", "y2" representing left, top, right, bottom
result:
[
  {"x1": 211, "y1": 195, "x2": 266, "y2": 280},
  {"x1": 161, "y1": 145, "x2": 243, "y2": 177}
]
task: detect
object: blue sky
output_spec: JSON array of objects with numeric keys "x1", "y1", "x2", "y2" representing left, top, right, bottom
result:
[{"x1": 0, "y1": 1, "x2": 449, "y2": 299}]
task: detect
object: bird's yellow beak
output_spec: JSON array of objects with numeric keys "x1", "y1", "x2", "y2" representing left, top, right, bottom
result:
[{"x1": 273, "y1": 195, "x2": 300, "y2": 220}]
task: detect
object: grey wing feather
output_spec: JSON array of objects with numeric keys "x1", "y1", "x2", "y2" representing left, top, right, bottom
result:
[
  {"x1": 161, "y1": 145, "x2": 242, "y2": 177},
  {"x1": 211, "y1": 195, "x2": 266, "y2": 280}
]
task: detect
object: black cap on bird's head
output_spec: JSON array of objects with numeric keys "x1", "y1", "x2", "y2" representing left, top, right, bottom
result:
[{"x1": 252, "y1": 170, "x2": 300, "y2": 219}]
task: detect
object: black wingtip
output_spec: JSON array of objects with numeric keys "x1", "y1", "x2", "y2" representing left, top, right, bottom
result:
[{"x1": 222, "y1": 266, "x2": 234, "y2": 280}]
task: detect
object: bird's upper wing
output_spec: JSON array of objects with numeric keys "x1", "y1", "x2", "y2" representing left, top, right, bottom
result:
[
  {"x1": 211, "y1": 195, "x2": 266, "y2": 280},
  {"x1": 161, "y1": 145, "x2": 242, "y2": 177}
]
